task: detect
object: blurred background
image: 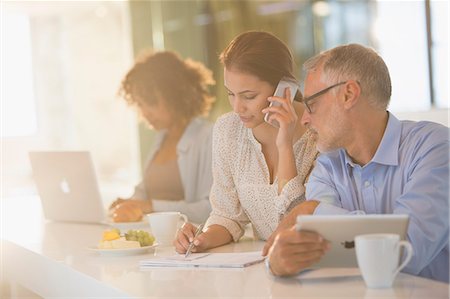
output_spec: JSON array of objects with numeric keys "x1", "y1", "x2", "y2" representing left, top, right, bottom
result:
[{"x1": 2, "y1": 0, "x2": 448, "y2": 200}]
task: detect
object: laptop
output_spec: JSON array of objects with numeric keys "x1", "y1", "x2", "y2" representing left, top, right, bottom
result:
[
  {"x1": 29, "y1": 151, "x2": 107, "y2": 224},
  {"x1": 296, "y1": 214, "x2": 409, "y2": 268}
]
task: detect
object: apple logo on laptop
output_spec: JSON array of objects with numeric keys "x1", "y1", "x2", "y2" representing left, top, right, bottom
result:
[
  {"x1": 341, "y1": 241, "x2": 355, "y2": 249},
  {"x1": 60, "y1": 178, "x2": 71, "y2": 194}
]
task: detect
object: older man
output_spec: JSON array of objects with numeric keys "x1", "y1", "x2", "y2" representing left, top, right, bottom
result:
[{"x1": 265, "y1": 44, "x2": 449, "y2": 282}]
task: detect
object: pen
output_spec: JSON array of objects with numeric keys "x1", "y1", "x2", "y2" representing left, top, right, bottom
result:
[{"x1": 185, "y1": 224, "x2": 204, "y2": 258}]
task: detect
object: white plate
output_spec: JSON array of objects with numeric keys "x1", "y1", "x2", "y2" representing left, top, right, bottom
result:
[{"x1": 88, "y1": 244, "x2": 157, "y2": 256}]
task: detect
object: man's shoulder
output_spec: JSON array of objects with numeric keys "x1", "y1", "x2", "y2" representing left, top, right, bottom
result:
[
  {"x1": 395, "y1": 120, "x2": 449, "y2": 168},
  {"x1": 400, "y1": 120, "x2": 450, "y2": 146},
  {"x1": 401, "y1": 119, "x2": 449, "y2": 135}
]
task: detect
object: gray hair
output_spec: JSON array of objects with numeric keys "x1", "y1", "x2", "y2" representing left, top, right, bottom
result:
[{"x1": 303, "y1": 44, "x2": 392, "y2": 110}]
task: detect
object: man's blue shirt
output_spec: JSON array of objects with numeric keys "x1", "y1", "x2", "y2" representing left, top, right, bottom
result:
[{"x1": 306, "y1": 112, "x2": 449, "y2": 282}]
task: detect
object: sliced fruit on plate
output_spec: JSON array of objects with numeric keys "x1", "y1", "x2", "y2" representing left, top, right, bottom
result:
[
  {"x1": 98, "y1": 229, "x2": 155, "y2": 249},
  {"x1": 125, "y1": 230, "x2": 155, "y2": 247},
  {"x1": 102, "y1": 228, "x2": 121, "y2": 241},
  {"x1": 98, "y1": 237, "x2": 140, "y2": 249}
]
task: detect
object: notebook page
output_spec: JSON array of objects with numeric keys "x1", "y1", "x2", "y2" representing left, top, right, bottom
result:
[{"x1": 140, "y1": 251, "x2": 265, "y2": 268}]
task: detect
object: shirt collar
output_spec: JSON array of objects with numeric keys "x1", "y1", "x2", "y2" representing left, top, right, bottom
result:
[
  {"x1": 371, "y1": 112, "x2": 401, "y2": 166},
  {"x1": 343, "y1": 150, "x2": 357, "y2": 168},
  {"x1": 154, "y1": 118, "x2": 203, "y2": 153},
  {"x1": 344, "y1": 111, "x2": 401, "y2": 167},
  {"x1": 247, "y1": 128, "x2": 262, "y2": 150},
  {"x1": 177, "y1": 118, "x2": 202, "y2": 153}
]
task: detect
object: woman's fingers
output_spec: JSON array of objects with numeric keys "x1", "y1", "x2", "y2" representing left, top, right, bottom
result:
[
  {"x1": 174, "y1": 223, "x2": 198, "y2": 253},
  {"x1": 264, "y1": 98, "x2": 290, "y2": 114},
  {"x1": 190, "y1": 232, "x2": 208, "y2": 253},
  {"x1": 182, "y1": 223, "x2": 197, "y2": 241},
  {"x1": 111, "y1": 201, "x2": 143, "y2": 222},
  {"x1": 263, "y1": 91, "x2": 297, "y2": 129},
  {"x1": 263, "y1": 106, "x2": 295, "y2": 127},
  {"x1": 109, "y1": 198, "x2": 125, "y2": 210},
  {"x1": 268, "y1": 87, "x2": 293, "y2": 110},
  {"x1": 174, "y1": 229, "x2": 190, "y2": 253},
  {"x1": 174, "y1": 237, "x2": 188, "y2": 253}
]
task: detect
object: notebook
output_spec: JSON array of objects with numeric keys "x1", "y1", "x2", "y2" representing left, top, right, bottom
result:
[
  {"x1": 29, "y1": 151, "x2": 107, "y2": 224},
  {"x1": 140, "y1": 251, "x2": 265, "y2": 268},
  {"x1": 296, "y1": 214, "x2": 409, "y2": 268}
]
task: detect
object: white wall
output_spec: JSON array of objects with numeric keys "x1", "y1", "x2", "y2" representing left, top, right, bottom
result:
[{"x1": 394, "y1": 108, "x2": 449, "y2": 127}]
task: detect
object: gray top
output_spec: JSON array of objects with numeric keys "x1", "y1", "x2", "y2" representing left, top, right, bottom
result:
[
  {"x1": 145, "y1": 159, "x2": 184, "y2": 201},
  {"x1": 132, "y1": 117, "x2": 213, "y2": 223}
]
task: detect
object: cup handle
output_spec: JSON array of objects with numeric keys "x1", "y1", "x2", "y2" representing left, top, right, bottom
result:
[
  {"x1": 393, "y1": 241, "x2": 414, "y2": 278},
  {"x1": 179, "y1": 213, "x2": 188, "y2": 226}
]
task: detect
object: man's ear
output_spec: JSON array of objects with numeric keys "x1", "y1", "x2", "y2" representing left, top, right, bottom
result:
[{"x1": 342, "y1": 80, "x2": 361, "y2": 110}]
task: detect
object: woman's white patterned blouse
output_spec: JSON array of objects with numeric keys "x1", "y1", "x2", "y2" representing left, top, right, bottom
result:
[{"x1": 205, "y1": 112, "x2": 319, "y2": 241}]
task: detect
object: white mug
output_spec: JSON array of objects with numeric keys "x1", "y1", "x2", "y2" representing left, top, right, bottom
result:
[
  {"x1": 355, "y1": 233, "x2": 413, "y2": 288},
  {"x1": 147, "y1": 212, "x2": 188, "y2": 246}
]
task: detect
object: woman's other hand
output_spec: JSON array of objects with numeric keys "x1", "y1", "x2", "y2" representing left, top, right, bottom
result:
[
  {"x1": 109, "y1": 199, "x2": 153, "y2": 222},
  {"x1": 111, "y1": 201, "x2": 143, "y2": 222},
  {"x1": 109, "y1": 197, "x2": 126, "y2": 211}
]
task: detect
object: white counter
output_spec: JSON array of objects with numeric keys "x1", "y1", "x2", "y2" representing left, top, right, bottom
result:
[{"x1": 1, "y1": 196, "x2": 449, "y2": 298}]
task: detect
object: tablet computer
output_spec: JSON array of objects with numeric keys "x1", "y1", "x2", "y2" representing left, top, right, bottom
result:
[{"x1": 296, "y1": 214, "x2": 409, "y2": 268}]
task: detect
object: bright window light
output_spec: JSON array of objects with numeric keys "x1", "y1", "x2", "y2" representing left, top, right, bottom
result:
[
  {"x1": 1, "y1": 13, "x2": 37, "y2": 137},
  {"x1": 374, "y1": 1, "x2": 430, "y2": 112},
  {"x1": 431, "y1": 0, "x2": 449, "y2": 108}
]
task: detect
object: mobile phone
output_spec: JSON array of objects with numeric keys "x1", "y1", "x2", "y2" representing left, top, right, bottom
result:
[{"x1": 264, "y1": 76, "x2": 299, "y2": 128}]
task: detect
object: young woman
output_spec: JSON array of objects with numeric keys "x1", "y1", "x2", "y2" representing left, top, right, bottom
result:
[
  {"x1": 174, "y1": 31, "x2": 318, "y2": 253},
  {"x1": 109, "y1": 50, "x2": 215, "y2": 224}
]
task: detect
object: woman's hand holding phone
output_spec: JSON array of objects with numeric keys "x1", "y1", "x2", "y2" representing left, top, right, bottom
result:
[
  {"x1": 276, "y1": 88, "x2": 298, "y2": 150},
  {"x1": 261, "y1": 77, "x2": 300, "y2": 194},
  {"x1": 263, "y1": 77, "x2": 299, "y2": 128},
  {"x1": 262, "y1": 86, "x2": 298, "y2": 150}
]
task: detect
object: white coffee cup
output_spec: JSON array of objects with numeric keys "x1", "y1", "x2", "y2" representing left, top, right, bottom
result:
[
  {"x1": 147, "y1": 212, "x2": 188, "y2": 246},
  {"x1": 355, "y1": 233, "x2": 413, "y2": 288}
]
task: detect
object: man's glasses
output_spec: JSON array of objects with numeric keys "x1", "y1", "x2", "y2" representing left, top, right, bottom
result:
[{"x1": 301, "y1": 81, "x2": 347, "y2": 113}]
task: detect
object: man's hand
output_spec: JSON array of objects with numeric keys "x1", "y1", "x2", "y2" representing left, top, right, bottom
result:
[
  {"x1": 267, "y1": 226, "x2": 329, "y2": 276},
  {"x1": 263, "y1": 200, "x2": 320, "y2": 256}
]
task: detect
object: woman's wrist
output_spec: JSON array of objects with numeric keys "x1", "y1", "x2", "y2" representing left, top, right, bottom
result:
[
  {"x1": 277, "y1": 143, "x2": 294, "y2": 154},
  {"x1": 202, "y1": 224, "x2": 233, "y2": 250},
  {"x1": 277, "y1": 146, "x2": 297, "y2": 185}
]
